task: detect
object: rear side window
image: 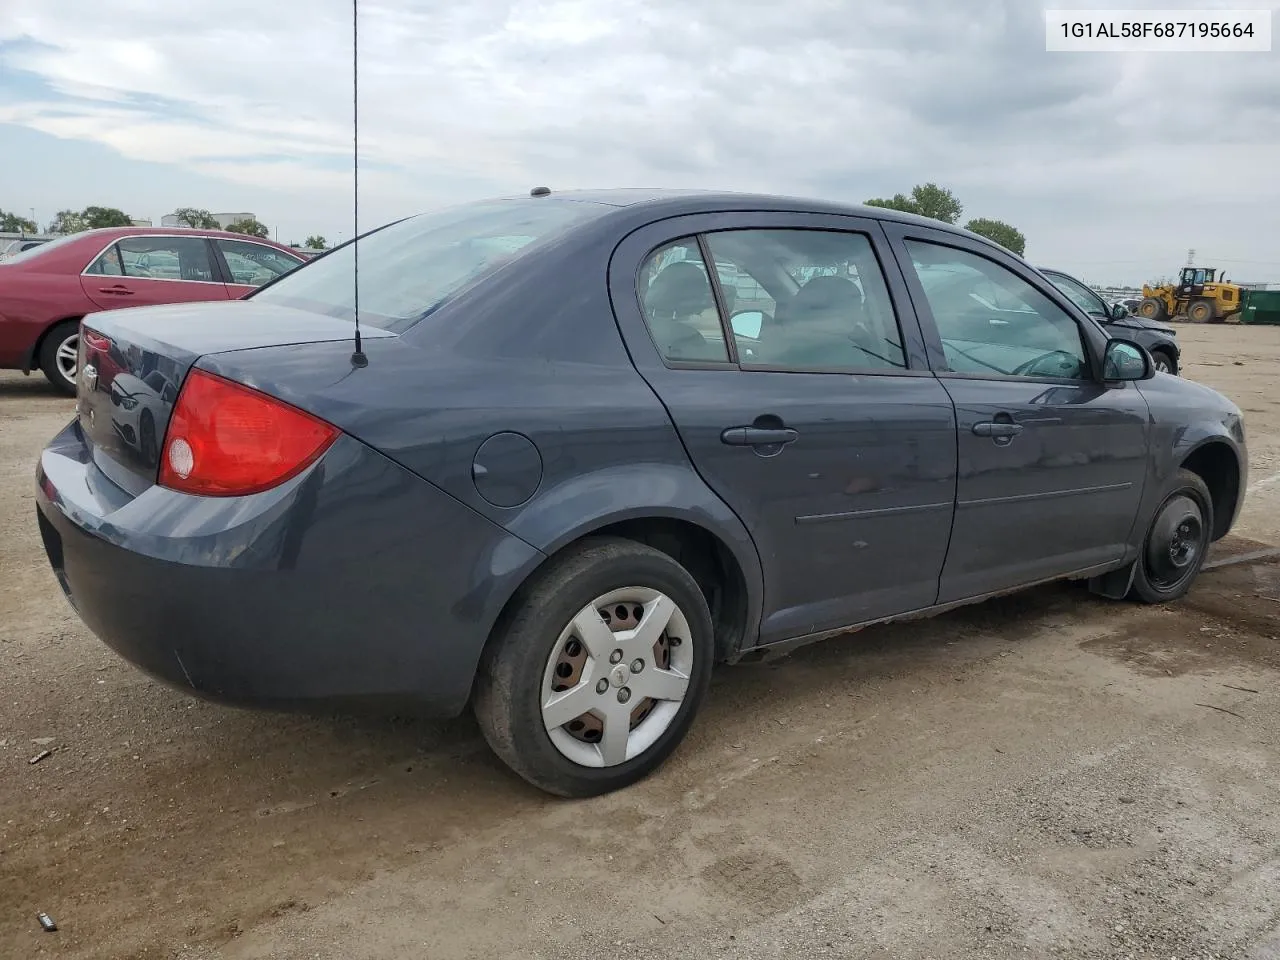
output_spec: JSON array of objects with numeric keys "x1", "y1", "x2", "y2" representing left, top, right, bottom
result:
[
  {"x1": 85, "y1": 245, "x2": 125, "y2": 276},
  {"x1": 93, "y1": 237, "x2": 217, "y2": 282},
  {"x1": 705, "y1": 229, "x2": 907, "y2": 371},
  {"x1": 251, "y1": 199, "x2": 609, "y2": 333},
  {"x1": 638, "y1": 241, "x2": 730, "y2": 363}
]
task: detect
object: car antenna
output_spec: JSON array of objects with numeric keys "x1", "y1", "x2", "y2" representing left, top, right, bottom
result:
[{"x1": 349, "y1": 0, "x2": 368, "y2": 369}]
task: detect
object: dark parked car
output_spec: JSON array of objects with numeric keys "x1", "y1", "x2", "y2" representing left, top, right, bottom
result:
[
  {"x1": 0, "y1": 227, "x2": 305, "y2": 394},
  {"x1": 36, "y1": 190, "x2": 1247, "y2": 797},
  {"x1": 1039, "y1": 267, "x2": 1181, "y2": 374}
]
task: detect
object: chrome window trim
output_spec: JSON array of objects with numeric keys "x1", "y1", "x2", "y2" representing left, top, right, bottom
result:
[{"x1": 79, "y1": 233, "x2": 301, "y2": 284}]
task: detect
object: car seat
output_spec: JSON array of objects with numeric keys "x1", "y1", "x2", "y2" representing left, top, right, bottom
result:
[
  {"x1": 644, "y1": 261, "x2": 723, "y2": 361},
  {"x1": 758, "y1": 275, "x2": 880, "y2": 367}
]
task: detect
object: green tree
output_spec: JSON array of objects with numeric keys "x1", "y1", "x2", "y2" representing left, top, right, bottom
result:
[
  {"x1": 46, "y1": 209, "x2": 88, "y2": 234},
  {"x1": 303, "y1": 235, "x2": 328, "y2": 250},
  {"x1": 865, "y1": 182, "x2": 964, "y2": 225},
  {"x1": 964, "y1": 218, "x2": 1027, "y2": 257},
  {"x1": 172, "y1": 207, "x2": 219, "y2": 229},
  {"x1": 0, "y1": 210, "x2": 38, "y2": 233},
  {"x1": 226, "y1": 218, "x2": 270, "y2": 239},
  {"x1": 864, "y1": 193, "x2": 919, "y2": 216},
  {"x1": 82, "y1": 206, "x2": 132, "y2": 229}
]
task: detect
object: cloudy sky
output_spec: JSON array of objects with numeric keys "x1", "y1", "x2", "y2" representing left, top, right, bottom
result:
[{"x1": 1, "y1": 0, "x2": 1277, "y2": 285}]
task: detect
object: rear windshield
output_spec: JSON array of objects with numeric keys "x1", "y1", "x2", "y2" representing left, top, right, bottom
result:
[
  {"x1": 250, "y1": 199, "x2": 608, "y2": 333},
  {"x1": 1, "y1": 234, "x2": 78, "y2": 264}
]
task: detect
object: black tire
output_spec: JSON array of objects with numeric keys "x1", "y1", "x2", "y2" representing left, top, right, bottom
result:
[
  {"x1": 1129, "y1": 468, "x2": 1213, "y2": 604},
  {"x1": 473, "y1": 537, "x2": 715, "y2": 798},
  {"x1": 140, "y1": 412, "x2": 158, "y2": 467},
  {"x1": 1188, "y1": 300, "x2": 1215, "y2": 324},
  {"x1": 38, "y1": 320, "x2": 80, "y2": 396},
  {"x1": 1151, "y1": 349, "x2": 1177, "y2": 375},
  {"x1": 1138, "y1": 297, "x2": 1167, "y2": 321}
]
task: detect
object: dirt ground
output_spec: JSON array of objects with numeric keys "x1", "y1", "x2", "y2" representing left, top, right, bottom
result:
[{"x1": 3, "y1": 324, "x2": 1280, "y2": 960}]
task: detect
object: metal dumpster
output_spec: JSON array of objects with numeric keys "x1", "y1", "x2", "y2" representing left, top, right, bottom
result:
[{"x1": 1241, "y1": 289, "x2": 1280, "y2": 325}]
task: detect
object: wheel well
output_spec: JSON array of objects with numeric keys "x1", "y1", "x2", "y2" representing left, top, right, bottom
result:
[
  {"x1": 501, "y1": 518, "x2": 750, "y2": 664},
  {"x1": 26, "y1": 317, "x2": 82, "y2": 372},
  {"x1": 593, "y1": 517, "x2": 749, "y2": 662},
  {"x1": 1180, "y1": 443, "x2": 1240, "y2": 541}
]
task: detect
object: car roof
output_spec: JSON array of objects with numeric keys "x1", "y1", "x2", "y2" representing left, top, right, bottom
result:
[
  {"x1": 64, "y1": 226, "x2": 298, "y2": 249},
  {"x1": 499, "y1": 188, "x2": 982, "y2": 240}
]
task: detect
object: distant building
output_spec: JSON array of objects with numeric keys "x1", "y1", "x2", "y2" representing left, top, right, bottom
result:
[
  {"x1": 130, "y1": 218, "x2": 153, "y2": 227},
  {"x1": 160, "y1": 211, "x2": 257, "y2": 229}
]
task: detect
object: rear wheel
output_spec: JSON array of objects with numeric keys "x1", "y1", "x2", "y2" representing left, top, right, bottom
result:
[
  {"x1": 1188, "y1": 300, "x2": 1215, "y2": 324},
  {"x1": 1129, "y1": 469, "x2": 1213, "y2": 604},
  {"x1": 473, "y1": 538, "x2": 714, "y2": 797},
  {"x1": 1138, "y1": 297, "x2": 1167, "y2": 321},
  {"x1": 38, "y1": 321, "x2": 80, "y2": 396}
]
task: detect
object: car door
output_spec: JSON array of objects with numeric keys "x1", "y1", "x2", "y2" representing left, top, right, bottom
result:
[
  {"x1": 211, "y1": 238, "x2": 305, "y2": 299},
  {"x1": 609, "y1": 212, "x2": 958, "y2": 645},
  {"x1": 81, "y1": 235, "x2": 230, "y2": 310},
  {"x1": 883, "y1": 223, "x2": 1151, "y2": 604}
]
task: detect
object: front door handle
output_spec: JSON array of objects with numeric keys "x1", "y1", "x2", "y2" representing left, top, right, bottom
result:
[
  {"x1": 721, "y1": 426, "x2": 799, "y2": 447},
  {"x1": 98, "y1": 285, "x2": 134, "y2": 295},
  {"x1": 973, "y1": 421, "x2": 1023, "y2": 438}
]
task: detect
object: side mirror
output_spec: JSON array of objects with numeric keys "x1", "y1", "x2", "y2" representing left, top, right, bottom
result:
[
  {"x1": 1102, "y1": 339, "x2": 1152, "y2": 381},
  {"x1": 1110, "y1": 302, "x2": 1129, "y2": 321},
  {"x1": 730, "y1": 310, "x2": 764, "y2": 340}
]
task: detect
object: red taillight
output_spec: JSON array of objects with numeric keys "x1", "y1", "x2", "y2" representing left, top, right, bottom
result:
[{"x1": 158, "y1": 369, "x2": 339, "y2": 497}]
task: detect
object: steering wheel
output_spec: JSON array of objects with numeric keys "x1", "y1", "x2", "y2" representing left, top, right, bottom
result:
[{"x1": 1011, "y1": 350, "x2": 1082, "y2": 378}]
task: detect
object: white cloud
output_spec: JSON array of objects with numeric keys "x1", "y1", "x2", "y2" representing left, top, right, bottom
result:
[{"x1": 1, "y1": 0, "x2": 1278, "y2": 282}]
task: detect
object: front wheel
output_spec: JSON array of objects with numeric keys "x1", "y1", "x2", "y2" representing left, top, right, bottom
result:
[
  {"x1": 38, "y1": 321, "x2": 80, "y2": 396},
  {"x1": 1129, "y1": 468, "x2": 1213, "y2": 604},
  {"x1": 1188, "y1": 300, "x2": 1215, "y2": 324},
  {"x1": 1138, "y1": 297, "x2": 1167, "y2": 321},
  {"x1": 473, "y1": 538, "x2": 714, "y2": 797},
  {"x1": 1152, "y1": 350, "x2": 1176, "y2": 375}
]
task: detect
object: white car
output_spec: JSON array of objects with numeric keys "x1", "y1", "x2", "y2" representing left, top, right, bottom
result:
[{"x1": 108, "y1": 370, "x2": 179, "y2": 466}]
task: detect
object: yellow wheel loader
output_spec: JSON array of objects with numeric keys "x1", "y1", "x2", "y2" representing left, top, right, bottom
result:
[{"x1": 1138, "y1": 267, "x2": 1243, "y2": 324}]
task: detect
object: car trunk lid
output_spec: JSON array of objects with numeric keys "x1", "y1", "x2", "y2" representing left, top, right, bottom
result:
[{"x1": 76, "y1": 300, "x2": 393, "y2": 496}]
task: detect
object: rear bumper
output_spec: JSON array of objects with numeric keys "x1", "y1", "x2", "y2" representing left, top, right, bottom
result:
[{"x1": 35, "y1": 421, "x2": 545, "y2": 716}]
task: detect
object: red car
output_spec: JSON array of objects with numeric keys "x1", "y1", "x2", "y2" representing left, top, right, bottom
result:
[{"x1": 0, "y1": 227, "x2": 306, "y2": 394}]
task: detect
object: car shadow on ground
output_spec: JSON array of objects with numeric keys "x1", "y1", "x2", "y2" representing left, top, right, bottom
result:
[
  {"x1": 0, "y1": 374, "x2": 68, "y2": 398},
  {"x1": 9, "y1": 557, "x2": 1280, "y2": 957}
]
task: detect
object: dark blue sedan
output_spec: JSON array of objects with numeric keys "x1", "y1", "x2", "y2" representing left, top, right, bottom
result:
[{"x1": 35, "y1": 189, "x2": 1247, "y2": 797}]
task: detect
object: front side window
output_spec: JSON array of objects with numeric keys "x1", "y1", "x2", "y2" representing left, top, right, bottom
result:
[
  {"x1": 638, "y1": 241, "x2": 730, "y2": 363},
  {"x1": 905, "y1": 241, "x2": 1089, "y2": 381},
  {"x1": 704, "y1": 229, "x2": 906, "y2": 371},
  {"x1": 216, "y1": 239, "x2": 302, "y2": 287},
  {"x1": 1045, "y1": 271, "x2": 1107, "y2": 319},
  {"x1": 114, "y1": 237, "x2": 216, "y2": 282},
  {"x1": 252, "y1": 199, "x2": 609, "y2": 333}
]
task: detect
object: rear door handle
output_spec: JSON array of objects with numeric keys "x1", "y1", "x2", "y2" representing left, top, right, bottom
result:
[
  {"x1": 972, "y1": 421, "x2": 1023, "y2": 438},
  {"x1": 721, "y1": 426, "x2": 799, "y2": 447},
  {"x1": 98, "y1": 285, "x2": 134, "y2": 295}
]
